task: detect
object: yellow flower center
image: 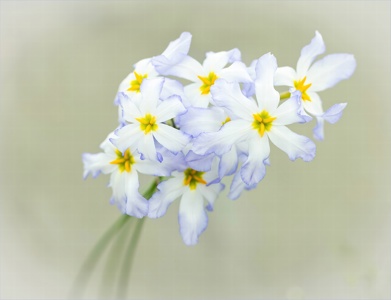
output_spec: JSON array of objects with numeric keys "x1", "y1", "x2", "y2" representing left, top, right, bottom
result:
[
  {"x1": 294, "y1": 76, "x2": 312, "y2": 101},
  {"x1": 135, "y1": 113, "x2": 158, "y2": 134},
  {"x1": 128, "y1": 71, "x2": 148, "y2": 93},
  {"x1": 198, "y1": 72, "x2": 218, "y2": 95},
  {"x1": 110, "y1": 149, "x2": 135, "y2": 173},
  {"x1": 252, "y1": 110, "x2": 276, "y2": 137},
  {"x1": 183, "y1": 168, "x2": 207, "y2": 190}
]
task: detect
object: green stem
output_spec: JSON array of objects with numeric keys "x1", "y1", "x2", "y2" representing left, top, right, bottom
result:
[{"x1": 279, "y1": 91, "x2": 291, "y2": 100}]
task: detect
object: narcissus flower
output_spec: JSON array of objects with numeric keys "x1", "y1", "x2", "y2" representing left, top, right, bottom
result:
[{"x1": 274, "y1": 31, "x2": 356, "y2": 140}]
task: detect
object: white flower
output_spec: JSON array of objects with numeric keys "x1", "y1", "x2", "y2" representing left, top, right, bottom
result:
[
  {"x1": 112, "y1": 77, "x2": 190, "y2": 161},
  {"x1": 192, "y1": 53, "x2": 316, "y2": 187},
  {"x1": 152, "y1": 49, "x2": 252, "y2": 107},
  {"x1": 82, "y1": 133, "x2": 179, "y2": 218},
  {"x1": 274, "y1": 31, "x2": 356, "y2": 140},
  {"x1": 148, "y1": 159, "x2": 224, "y2": 246}
]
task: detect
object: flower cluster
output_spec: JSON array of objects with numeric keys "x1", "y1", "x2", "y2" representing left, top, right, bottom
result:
[{"x1": 83, "y1": 32, "x2": 356, "y2": 245}]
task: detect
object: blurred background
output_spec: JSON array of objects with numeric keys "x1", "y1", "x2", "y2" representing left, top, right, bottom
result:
[{"x1": 0, "y1": 1, "x2": 390, "y2": 299}]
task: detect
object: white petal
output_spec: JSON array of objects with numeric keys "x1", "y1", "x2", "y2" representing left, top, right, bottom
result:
[
  {"x1": 197, "y1": 183, "x2": 224, "y2": 211},
  {"x1": 268, "y1": 126, "x2": 316, "y2": 162},
  {"x1": 313, "y1": 116, "x2": 325, "y2": 141},
  {"x1": 139, "y1": 77, "x2": 165, "y2": 114},
  {"x1": 82, "y1": 152, "x2": 116, "y2": 179},
  {"x1": 161, "y1": 32, "x2": 192, "y2": 60},
  {"x1": 307, "y1": 54, "x2": 356, "y2": 91},
  {"x1": 111, "y1": 124, "x2": 143, "y2": 152},
  {"x1": 274, "y1": 66, "x2": 297, "y2": 86},
  {"x1": 177, "y1": 106, "x2": 227, "y2": 137},
  {"x1": 185, "y1": 151, "x2": 215, "y2": 172},
  {"x1": 155, "y1": 95, "x2": 186, "y2": 122},
  {"x1": 211, "y1": 79, "x2": 257, "y2": 121},
  {"x1": 160, "y1": 78, "x2": 185, "y2": 100},
  {"x1": 322, "y1": 103, "x2": 347, "y2": 124},
  {"x1": 192, "y1": 120, "x2": 252, "y2": 156},
  {"x1": 218, "y1": 146, "x2": 239, "y2": 178},
  {"x1": 123, "y1": 171, "x2": 149, "y2": 218},
  {"x1": 121, "y1": 97, "x2": 143, "y2": 123},
  {"x1": 303, "y1": 91, "x2": 324, "y2": 116},
  {"x1": 217, "y1": 61, "x2": 252, "y2": 83},
  {"x1": 137, "y1": 133, "x2": 157, "y2": 161},
  {"x1": 240, "y1": 136, "x2": 270, "y2": 186},
  {"x1": 297, "y1": 31, "x2": 326, "y2": 78},
  {"x1": 179, "y1": 190, "x2": 208, "y2": 246},
  {"x1": 203, "y1": 49, "x2": 241, "y2": 72},
  {"x1": 153, "y1": 123, "x2": 190, "y2": 153},
  {"x1": 229, "y1": 170, "x2": 257, "y2": 200},
  {"x1": 148, "y1": 176, "x2": 185, "y2": 218},
  {"x1": 254, "y1": 53, "x2": 280, "y2": 112},
  {"x1": 273, "y1": 94, "x2": 307, "y2": 125},
  {"x1": 154, "y1": 55, "x2": 203, "y2": 82},
  {"x1": 184, "y1": 83, "x2": 210, "y2": 108}
]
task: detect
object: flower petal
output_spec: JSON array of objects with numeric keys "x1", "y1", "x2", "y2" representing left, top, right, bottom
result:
[
  {"x1": 137, "y1": 133, "x2": 158, "y2": 161},
  {"x1": 197, "y1": 182, "x2": 224, "y2": 212},
  {"x1": 322, "y1": 103, "x2": 347, "y2": 124},
  {"x1": 313, "y1": 116, "x2": 325, "y2": 141},
  {"x1": 254, "y1": 53, "x2": 280, "y2": 112},
  {"x1": 161, "y1": 32, "x2": 192, "y2": 61},
  {"x1": 155, "y1": 95, "x2": 186, "y2": 122},
  {"x1": 123, "y1": 171, "x2": 149, "y2": 218},
  {"x1": 268, "y1": 126, "x2": 316, "y2": 162},
  {"x1": 184, "y1": 83, "x2": 210, "y2": 108},
  {"x1": 185, "y1": 151, "x2": 215, "y2": 172},
  {"x1": 274, "y1": 66, "x2": 297, "y2": 87},
  {"x1": 218, "y1": 146, "x2": 239, "y2": 178},
  {"x1": 178, "y1": 190, "x2": 208, "y2": 246},
  {"x1": 192, "y1": 120, "x2": 252, "y2": 156},
  {"x1": 302, "y1": 91, "x2": 324, "y2": 116},
  {"x1": 273, "y1": 93, "x2": 309, "y2": 125},
  {"x1": 148, "y1": 176, "x2": 185, "y2": 218},
  {"x1": 240, "y1": 136, "x2": 270, "y2": 186},
  {"x1": 82, "y1": 152, "x2": 116, "y2": 179},
  {"x1": 296, "y1": 31, "x2": 325, "y2": 78},
  {"x1": 111, "y1": 124, "x2": 143, "y2": 152},
  {"x1": 217, "y1": 61, "x2": 252, "y2": 83},
  {"x1": 203, "y1": 48, "x2": 241, "y2": 72},
  {"x1": 307, "y1": 53, "x2": 357, "y2": 91},
  {"x1": 177, "y1": 106, "x2": 227, "y2": 137},
  {"x1": 153, "y1": 55, "x2": 204, "y2": 82},
  {"x1": 211, "y1": 79, "x2": 257, "y2": 121},
  {"x1": 153, "y1": 123, "x2": 190, "y2": 153},
  {"x1": 139, "y1": 77, "x2": 165, "y2": 114},
  {"x1": 229, "y1": 170, "x2": 257, "y2": 200}
]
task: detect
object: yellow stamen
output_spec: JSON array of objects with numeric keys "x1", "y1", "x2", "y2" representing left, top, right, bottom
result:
[
  {"x1": 110, "y1": 149, "x2": 135, "y2": 173},
  {"x1": 294, "y1": 76, "x2": 312, "y2": 102},
  {"x1": 252, "y1": 110, "x2": 276, "y2": 137},
  {"x1": 222, "y1": 117, "x2": 231, "y2": 126},
  {"x1": 136, "y1": 113, "x2": 158, "y2": 134},
  {"x1": 183, "y1": 168, "x2": 207, "y2": 190},
  {"x1": 198, "y1": 72, "x2": 218, "y2": 95},
  {"x1": 128, "y1": 71, "x2": 148, "y2": 93}
]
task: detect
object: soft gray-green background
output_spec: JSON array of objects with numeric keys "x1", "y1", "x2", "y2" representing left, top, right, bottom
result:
[{"x1": 1, "y1": 1, "x2": 390, "y2": 299}]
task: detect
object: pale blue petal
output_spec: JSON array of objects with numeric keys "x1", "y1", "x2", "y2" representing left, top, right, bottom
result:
[
  {"x1": 268, "y1": 126, "x2": 316, "y2": 161},
  {"x1": 313, "y1": 116, "x2": 325, "y2": 141},
  {"x1": 123, "y1": 171, "x2": 149, "y2": 218},
  {"x1": 218, "y1": 61, "x2": 253, "y2": 83},
  {"x1": 111, "y1": 124, "x2": 143, "y2": 152},
  {"x1": 297, "y1": 31, "x2": 325, "y2": 78},
  {"x1": 178, "y1": 190, "x2": 208, "y2": 246},
  {"x1": 229, "y1": 170, "x2": 257, "y2": 200},
  {"x1": 197, "y1": 182, "x2": 224, "y2": 212},
  {"x1": 240, "y1": 136, "x2": 270, "y2": 186},
  {"x1": 148, "y1": 176, "x2": 185, "y2": 218},
  {"x1": 211, "y1": 79, "x2": 257, "y2": 121},
  {"x1": 185, "y1": 151, "x2": 214, "y2": 172},
  {"x1": 153, "y1": 123, "x2": 191, "y2": 153},
  {"x1": 254, "y1": 53, "x2": 280, "y2": 112},
  {"x1": 177, "y1": 106, "x2": 226, "y2": 137},
  {"x1": 273, "y1": 93, "x2": 311, "y2": 125},
  {"x1": 323, "y1": 103, "x2": 347, "y2": 124},
  {"x1": 218, "y1": 146, "x2": 239, "y2": 178},
  {"x1": 160, "y1": 78, "x2": 185, "y2": 101},
  {"x1": 307, "y1": 54, "x2": 356, "y2": 92},
  {"x1": 153, "y1": 55, "x2": 203, "y2": 82},
  {"x1": 82, "y1": 152, "x2": 115, "y2": 179}
]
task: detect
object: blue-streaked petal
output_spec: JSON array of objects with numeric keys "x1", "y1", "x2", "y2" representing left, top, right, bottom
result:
[
  {"x1": 273, "y1": 93, "x2": 310, "y2": 125},
  {"x1": 153, "y1": 55, "x2": 204, "y2": 82},
  {"x1": 192, "y1": 120, "x2": 252, "y2": 156},
  {"x1": 197, "y1": 182, "x2": 224, "y2": 212},
  {"x1": 155, "y1": 95, "x2": 186, "y2": 122},
  {"x1": 82, "y1": 152, "x2": 116, "y2": 179},
  {"x1": 178, "y1": 190, "x2": 208, "y2": 246},
  {"x1": 254, "y1": 53, "x2": 280, "y2": 113},
  {"x1": 203, "y1": 48, "x2": 241, "y2": 72},
  {"x1": 177, "y1": 106, "x2": 227, "y2": 137},
  {"x1": 274, "y1": 66, "x2": 297, "y2": 87},
  {"x1": 268, "y1": 126, "x2": 316, "y2": 162},
  {"x1": 296, "y1": 31, "x2": 325, "y2": 78},
  {"x1": 161, "y1": 32, "x2": 192, "y2": 61},
  {"x1": 229, "y1": 170, "x2": 257, "y2": 200},
  {"x1": 322, "y1": 103, "x2": 347, "y2": 124},
  {"x1": 139, "y1": 77, "x2": 165, "y2": 114},
  {"x1": 137, "y1": 133, "x2": 158, "y2": 161},
  {"x1": 123, "y1": 171, "x2": 149, "y2": 218},
  {"x1": 153, "y1": 123, "x2": 190, "y2": 153},
  {"x1": 148, "y1": 176, "x2": 185, "y2": 218},
  {"x1": 218, "y1": 146, "x2": 239, "y2": 178},
  {"x1": 160, "y1": 78, "x2": 185, "y2": 100},
  {"x1": 185, "y1": 151, "x2": 215, "y2": 172},
  {"x1": 211, "y1": 79, "x2": 257, "y2": 121},
  {"x1": 313, "y1": 116, "x2": 325, "y2": 141},
  {"x1": 240, "y1": 136, "x2": 270, "y2": 186},
  {"x1": 307, "y1": 54, "x2": 356, "y2": 91},
  {"x1": 217, "y1": 61, "x2": 253, "y2": 83},
  {"x1": 111, "y1": 124, "x2": 143, "y2": 152}
]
